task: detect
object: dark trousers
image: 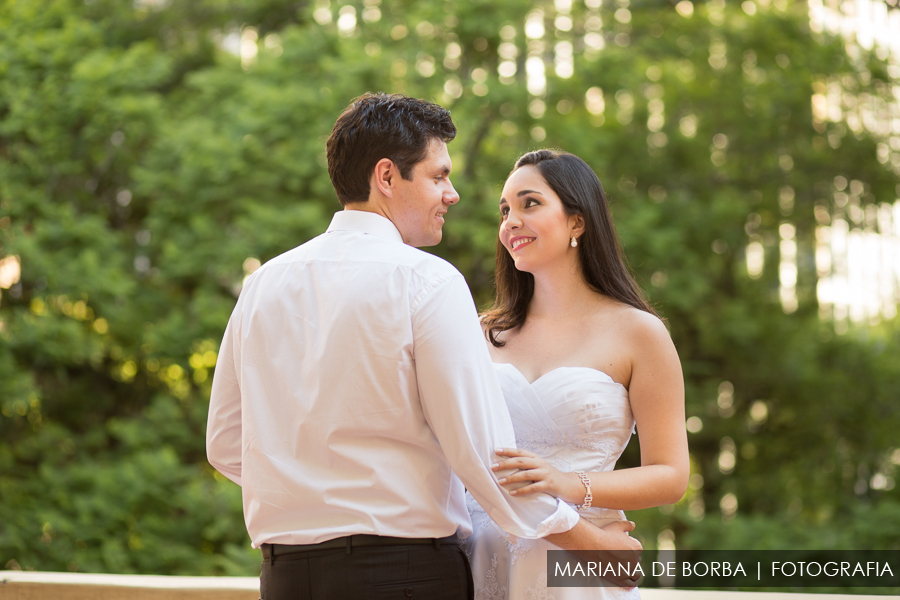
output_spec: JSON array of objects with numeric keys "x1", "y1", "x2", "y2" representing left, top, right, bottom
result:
[{"x1": 259, "y1": 538, "x2": 474, "y2": 600}]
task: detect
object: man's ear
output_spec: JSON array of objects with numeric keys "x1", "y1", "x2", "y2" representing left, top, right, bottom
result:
[{"x1": 371, "y1": 158, "x2": 396, "y2": 198}]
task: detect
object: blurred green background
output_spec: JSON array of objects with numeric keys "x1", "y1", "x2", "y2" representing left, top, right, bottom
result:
[{"x1": 1, "y1": 0, "x2": 899, "y2": 577}]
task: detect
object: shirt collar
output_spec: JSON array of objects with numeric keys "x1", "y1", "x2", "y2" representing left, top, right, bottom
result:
[{"x1": 326, "y1": 210, "x2": 404, "y2": 244}]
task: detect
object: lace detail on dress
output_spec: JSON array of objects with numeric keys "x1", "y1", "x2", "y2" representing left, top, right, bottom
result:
[
  {"x1": 459, "y1": 535, "x2": 471, "y2": 559},
  {"x1": 476, "y1": 553, "x2": 508, "y2": 600},
  {"x1": 524, "y1": 572, "x2": 556, "y2": 600},
  {"x1": 548, "y1": 456, "x2": 572, "y2": 473},
  {"x1": 503, "y1": 535, "x2": 533, "y2": 566},
  {"x1": 515, "y1": 429, "x2": 629, "y2": 469}
]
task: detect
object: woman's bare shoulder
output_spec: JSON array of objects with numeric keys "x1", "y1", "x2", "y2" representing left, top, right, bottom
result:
[
  {"x1": 611, "y1": 306, "x2": 681, "y2": 381},
  {"x1": 586, "y1": 303, "x2": 672, "y2": 365},
  {"x1": 590, "y1": 299, "x2": 667, "y2": 335},
  {"x1": 621, "y1": 305, "x2": 668, "y2": 337}
]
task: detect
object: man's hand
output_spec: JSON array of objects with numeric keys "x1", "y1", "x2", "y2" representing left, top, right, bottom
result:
[
  {"x1": 545, "y1": 519, "x2": 642, "y2": 588},
  {"x1": 598, "y1": 520, "x2": 643, "y2": 586},
  {"x1": 594, "y1": 520, "x2": 642, "y2": 588},
  {"x1": 601, "y1": 519, "x2": 642, "y2": 554}
]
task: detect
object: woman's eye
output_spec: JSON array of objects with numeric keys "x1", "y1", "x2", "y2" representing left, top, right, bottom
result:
[
  {"x1": 500, "y1": 207, "x2": 509, "y2": 216},
  {"x1": 525, "y1": 198, "x2": 539, "y2": 207}
]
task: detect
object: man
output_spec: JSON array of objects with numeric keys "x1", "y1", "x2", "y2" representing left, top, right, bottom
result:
[{"x1": 206, "y1": 93, "x2": 639, "y2": 599}]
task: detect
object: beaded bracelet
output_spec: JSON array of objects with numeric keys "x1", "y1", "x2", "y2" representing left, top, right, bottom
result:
[{"x1": 574, "y1": 470, "x2": 593, "y2": 511}]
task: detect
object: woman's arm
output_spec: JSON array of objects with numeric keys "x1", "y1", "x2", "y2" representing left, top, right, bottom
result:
[{"x1": 494, "y1": 312, "x2": 690, "y2": 510}]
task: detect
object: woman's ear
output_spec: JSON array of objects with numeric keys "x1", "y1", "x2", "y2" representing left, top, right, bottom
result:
[
  {"x1": 570, "y1": 213, "x2": 586, "y2": 239},
  {"x1": 371, "y1": 158, "x2": 396, "y2": 198}
]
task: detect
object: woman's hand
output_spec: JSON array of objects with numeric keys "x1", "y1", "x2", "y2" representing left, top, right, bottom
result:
[{"x1": 492, "y1": 448, "x2": 583, "y2": 502}]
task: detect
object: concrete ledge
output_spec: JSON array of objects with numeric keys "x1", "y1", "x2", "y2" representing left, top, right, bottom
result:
[
  {"x1": 638, "y1": 590, "x2": 890, "y2": 600},
  {"x1": 0, "y1": 571, "x2": 889, "y2": 599},
  {"x1": 0, "y1": 571, "x2": 258, "y2": 600}
]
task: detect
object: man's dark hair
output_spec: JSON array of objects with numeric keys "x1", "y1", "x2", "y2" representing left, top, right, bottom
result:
[{"x1": 326, "y1": 92, "x2": 457, "y2": 205}]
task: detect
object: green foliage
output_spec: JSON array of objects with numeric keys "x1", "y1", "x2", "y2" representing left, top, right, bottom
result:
[{"x1": 1, "y1": 0, "x2": 898, "y2": 575}]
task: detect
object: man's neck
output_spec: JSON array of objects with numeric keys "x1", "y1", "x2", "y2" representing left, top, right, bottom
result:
[{"x1": 343, "y1": 199, "x2": 388, "y2": 219}]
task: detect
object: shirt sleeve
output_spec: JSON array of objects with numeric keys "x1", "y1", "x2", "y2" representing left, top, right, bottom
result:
[
  {"x1": 412, "y1": 274, "x2": 580, "y2": 539},
  {"x1": 206, "y1": 308, "x2": 243, "y2": 486}
]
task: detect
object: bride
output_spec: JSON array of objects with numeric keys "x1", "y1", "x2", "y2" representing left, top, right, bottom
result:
[{"x1": 465, "y1": 149, "x2": 690, "y2": 599}]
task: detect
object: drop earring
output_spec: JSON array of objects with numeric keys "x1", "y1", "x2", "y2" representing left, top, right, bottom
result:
[{"x1": 570, "y1": 236, "x2": 578, "y2": 248}]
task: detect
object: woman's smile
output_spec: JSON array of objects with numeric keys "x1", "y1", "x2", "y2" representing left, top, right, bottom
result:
[{"x1": 510, "y1": 236, "x2": 536, "y2": 251}]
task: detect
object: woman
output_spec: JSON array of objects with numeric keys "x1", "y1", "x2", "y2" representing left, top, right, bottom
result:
[{"x1": 464, "y1": 150, "x2": 689, "y2": 599}]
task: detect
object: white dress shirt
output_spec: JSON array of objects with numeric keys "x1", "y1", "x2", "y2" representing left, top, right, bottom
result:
[{"x1": 206, "y1": 210, "x2": 579, "y2": 548}]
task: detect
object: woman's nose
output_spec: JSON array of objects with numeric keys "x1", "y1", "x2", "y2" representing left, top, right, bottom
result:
[{"x1": 504, "y1": 210, "x2": 522, "y2": 229}]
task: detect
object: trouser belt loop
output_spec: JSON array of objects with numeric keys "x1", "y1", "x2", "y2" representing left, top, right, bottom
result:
[
  {"x1": 346, "y1": 536, "x2": 352, "y2": 556},
  {"x1": 433, "y1": 537, "x2": 440, "y2": 550}
]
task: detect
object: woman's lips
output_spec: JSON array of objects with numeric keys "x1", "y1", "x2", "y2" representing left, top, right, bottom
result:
[{"x1": 509, "y1": 236, "x2": 536, "y2": 252}]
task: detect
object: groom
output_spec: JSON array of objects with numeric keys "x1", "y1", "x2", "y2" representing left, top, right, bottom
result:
[{"x1": 206, "y1": 93, "x2": 640, "y2": 599}]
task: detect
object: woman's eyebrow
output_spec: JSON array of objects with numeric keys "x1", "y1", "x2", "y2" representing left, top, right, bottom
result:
[{"x1": 517, "y1": 190, "x2": 544, "y2": 197}]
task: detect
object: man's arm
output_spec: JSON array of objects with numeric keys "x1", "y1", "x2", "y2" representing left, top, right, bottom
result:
[
  {"x1": 206, "y1": 314, "x2": 243, "y2": 486},
  {"x1": 412, "y1": 274, "x2": 580, "y2": 539},
  {"x1": 546, "y1": 519, "x2": 640, "y2": 552},
  {"x1": 547, "y1": 520, "x2": 643, "y2": 587}
]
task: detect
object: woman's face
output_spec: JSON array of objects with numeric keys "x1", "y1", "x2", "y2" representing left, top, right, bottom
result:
[{"x1": 498, "y1": 165, "x2": 581, "y2": 274}]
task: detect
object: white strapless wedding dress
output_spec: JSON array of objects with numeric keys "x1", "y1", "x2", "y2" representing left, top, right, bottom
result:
[{"x1": 463, "y1": 363, "x2": 640, "y2": 600}]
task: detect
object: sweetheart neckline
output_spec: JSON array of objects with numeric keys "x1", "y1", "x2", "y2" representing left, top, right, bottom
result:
[{"x1": 494, "y1": 363, "x2": 626, "y2": 389}]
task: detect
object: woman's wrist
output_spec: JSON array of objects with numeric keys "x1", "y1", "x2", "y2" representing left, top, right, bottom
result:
[
  {"x1": 566, "y1": 471, "x2": 588, "y2": 505},
  {"x1": 574, "y1": 471, "x2": 593, "y2": 510}
]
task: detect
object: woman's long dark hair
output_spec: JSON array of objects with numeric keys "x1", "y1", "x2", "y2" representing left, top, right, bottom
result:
[{"x1": 482, "y1": 149, "x2": 659, "y2": 347}]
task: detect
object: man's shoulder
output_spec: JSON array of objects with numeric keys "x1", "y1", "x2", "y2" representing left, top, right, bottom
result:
[
  {"x1": 263, "y1": 232, "x2": 463, "y2": 283},
  {"x1": 395, "y1": 245, "x2": 463, "y2": 283},
  {"x1": 246, "y1": 235, "x2": 320, "y2": 276}
]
